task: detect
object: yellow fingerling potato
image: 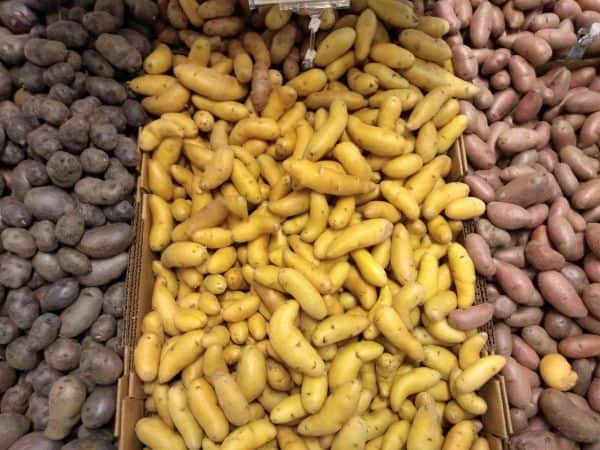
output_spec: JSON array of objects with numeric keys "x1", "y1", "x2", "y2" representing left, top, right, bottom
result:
[
  {"x1": 370, "y1": 42, "x2": 415, "y2": 69},
  {"x1": 433, "y1": 98, "x2": 461, "y2": 128},
  {"x1": 407, "y1": 86, "x2": 451, "y2": 131},
  {"x1": 454, "y1": 355, "x2": 507, "y2": 394},
  {"x1": 168, "y1": 383, "x2": 203, "y2": 450},
  {"x1": 401, "y1": 59, "x2": 479, "y2": 99},
  {"x1": 399, "y1": 29, "x2": 452, "y2": 64},
  {"x1": 540, "y1": 353, "x2": 578, "y2": 391},
  {"x1": 423, "y1": 345, "x2": 458, "y2": 380},
  {"x1": 329, "y1": 341, "x2": 383, "y2": 389},
  {"x1": 134, "y1": 333, "x2": 162, "y2": 383},
  {"x1": 417, "y1": 16, "x2": 450, "y2": 38},
  {"x1": 188, "y1": 378, "x2": 229, "y2": 442},
  {"x1": 355, "y1": 8, "x2": 377, "y2": 61},
  {"x1": 174, "y1": 308, "x2": 207, "y2": 332},
  {"x1": 315, "y1": 27, "x2": 357, "y2": 67},
  {"x1": 304, "y1": 99, "x2": 348, "y2": 161},
  {"x1": 174, "y1": 64, "x2": 247, "y2": 101},
  {"x1": 381, "y1": 420, "x2": 410, "y2": 450},
  {"x1": 406, "y1": 397, "x2": 443, "y2": 450},
  {"x1": 448, "y1": 243, "x2": 475, "y2": 309},
  {"x1": 312, "y1": 311, "x2": 370, "y2": 346},
  {"x1": 444, "y1": 197, "x2": 486, "y2": 220},
  {"x1": 301, "y1": 374, "x2": 329, "y2": 414},
  {"x1": 270, "y1": 394, "x2": 308, "y2": 424},
  {"x1": 368, "y1": 0, "x2": 418, "y2": 28},
  {"x1": 332, "y1": 416, "x2": 368, "y2": 450},
  {"x1": 391, "y1": 223, "x2": 417, "y2": 285},
  {"x1": 297, "y1": 380, "x2": 362, "y2": 436},
  {"x1": 144, "y1": 43, "x2": 173, "y2": 75},
  {"x1": 269, "y1": 301, "x2": 325, "y2": 376},
  {"x1": 159, "y1": 330, "x2": 204, "y2": 383},
  {"x1": 136, "y1": 416, "x2": 186, "y2": 450},
  {"x1": 161, "y1": 242, "x2": 208, "y2": 268},
  {"x1": 442, "y1": 420, "x2": 481, "y2": 450},
  {"x1": 142, "y1": 82, "x2": 191, "y2": 115},
  {"x1": 459, "y1": 332, "x2": 488, "y2": 370},
  {"x1": 437, "y1": 115, "x2": 469, "y2": 153},
  {"x1": 374, "y1": 306, "x2": 424, "y2": 362},
  {"x1": 326, "y1": 218, "x2": 393, "y2": 258},
  {"x1": 364, "y1": 63, "x2": 409, "y2": 89},
  {"x1": 422, "y1": 182, "x2": 470, "y2": 220},
  {"x1": 279, "y1": 268, "x2": 327, "y2": 320},
  {"x1": 286, "y1": 69, "x2": 328, "y2": 96},
  {"x1": 129, "y1": 74, "x2": 177, "y2": 96},
  {"x1": 347, "y1": 116, "x2": 405, "y2": 157},
  {"x1": 221, "y1": 419, "x2": 277, "y2": 450},
  {"x1": 149, "y1": 195, "x2": 174, "y2": 252}
]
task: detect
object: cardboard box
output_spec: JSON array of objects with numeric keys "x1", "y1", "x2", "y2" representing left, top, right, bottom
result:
[{"x1": 117, "y1": 138, "x2": 511, "y2": 450}]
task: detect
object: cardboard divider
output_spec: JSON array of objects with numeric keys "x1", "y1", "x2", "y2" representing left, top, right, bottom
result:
[
  {"x1": 536, "y1": 57, "x2": 600, "y2": 74},
  {"x1": 116, "y1": 138, "x2": 511, "y2": 449}
]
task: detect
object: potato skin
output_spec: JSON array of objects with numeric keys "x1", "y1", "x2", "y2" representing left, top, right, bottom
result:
[
  {"x1": 38, "y1": 277, "x2": 80, "y2": 312},
  {"x1": 79, "y1": 344, "x2": 122, "y2": 385},
  {"x1": 77, "y1": 252, "x2": 128, "y2": 287},
  {"x1": 0, "y1": 412, "x2": 31, "y2": 450},
  {"x1": 538, "y1": 271, "x2": 588, "y2": 318},
  {"x1": 0, "y1": 362, "x2": 16, "y2": 395},
  {"x1": 7, "y1": 432, "x2": 62, "y2": 450},
  {"x1": 44, "y1": 337, "x2": 81, "y2": 372},
  {"x1": 57, "y1": 248, "x2": 92, "y2": 277},
  {"x1": 540, "y1": 388, "x2": 600, "y2": 443},
  {"x1": 59, "y1": 287, "x2": 103, "y2": 338},
  {"x1": 94, "y1": 33, "x2": 142, "y2": 73},
  {"x1": 45, "y1": 375, "x2": 87, "y2": 441},
  {"x1": 81, "y1": 386, "x2": 116, "y2": 429},
  {"x1": 77, "y1": 223, "x2": 133, "y2": 259},
  {"x1": 27, "y1": 313, "x2": 60, "y2": 352},
  {"x1": 6, "y1": 336, "x2": 39, "y2": 371},
  {"x1": 559, "y1": 335, "x2": 600, "y2": 358},
  {"x1": 24, "y1": 187, "x2": 76, "y2": 222}
]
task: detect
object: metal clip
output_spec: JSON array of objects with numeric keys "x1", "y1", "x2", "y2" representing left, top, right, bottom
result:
[{"x1": 302, "y1": 13, "x2": 321, "y2": 69}]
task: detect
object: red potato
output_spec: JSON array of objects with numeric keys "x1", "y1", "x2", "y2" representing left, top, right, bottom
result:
[
  {"x1": 511, "y1": 408, "x2": 529, "y2": 433},
  {"x1": 495, "y1": 246, "x2": 526, "y2": 267},
  {"x1": 494, "y1": 259, "x2": 535, "y2": 304},
  {"x1": 464, "y1": 133, "x2": 496, "y2": 169},
  {"x1": 473, "y1": 83, "x2": 495, "y2": 110},
  {"x1": 559, "y1": 335, "x2": 600, "y2": 358},
  {"x1": 559, "y1": 146, "x2": 600, "y2": 180},
  {"x1": 453, "y1": 0, "x2": 473, "y2": 27},
  {"x1": 554, "y1": 162, "x2": 580, "y2": 196},
  {"x1": 528, "y1": 204, "x2": 550, "y2": 229},
  {"x1": 512, "y1": 149, "x2": 539, "y2": 166},
  {"x1": 584, "y1": 254, "x2": 600, "y2": 283},
  {"x1": 495, "y1": 322, "x2": 513, "y2": 355},
  {"x1": 498, "y1": 127, "x2": 539, "y2": 153},
  {"x1": 465, "y1": 232, "x2": 496, "y2": 276},
  {"x1": 546, "y1": 67, "x2": 572, "y2": 106},
  {"x1": 490, "y1": 70, "x2": 512, "y2": 90},
  {"x1": 540, "y1": 389, "x2": 600, "y2": 444},
  {"x1": 487, "y1": 89, "x2": 520, "y2": 121},
  {"x1": 447, "y1": 302, "x2": 495, "y2": 330},
  {"x1": 565, "y1": 89, "x2": 600, "y2": 114},
  {"x1": 470, "y1": 0, "x2": 493, "y2": 47},
  {"x1": 554, "y1": 0, "x2": 582, "y2": 19},
  {"x1": 522, "y1": 325, "x2": 558, "y2": 355},
  {"x1": 586, "y1": 223, "x2": 600, "y2": 257},
  {"x1": 579, "y1": 111, "x2": 600, "y2": 148},
  {"x1": 452, "y1": 45, "x2": 478, "y2": 80},
  {"x1": 494, "y1": 294, "x2": 518, "y2": 319},
  {"x1": 477, "y1": 166, "x2": 503, "y2": 189},
  {"x1": 529, "y1": 12, "x2": 560, "y2": 30},
  {"x1": 561, "y1": 262, "x2": 590, "y2": 294},
  {"x1": 588, "y1": 378, "x2": 600, "y2": 412},
  {"x1": 547, "y1": 213, "x2": 580, "y2": 261},
  {"x1": 584, "y1": 205, "x2": 600, "y2": 222},
  {"x1": 496, "y1": 170, "x2": 553, "y2": 207},
  {"x1": 473, "y1": 48, "x2": 495, "y2": 64},
  {"x1": 476, "y1": 218, "x2": 513, "y2": 248},
  {"x1": 544, "y1": 311, "x2": 582, "y2": 339},
  {"x1": 505, "y1": 306, "x2": 545, "y2": 327},
  {"x1": 503, "y1": 1, "x2": 526, "y2": 29},
  {"x1": 567, "y1": 209, "x2": 587, "y2": 233},
  {"x1": 531, "y1": 224, "x2": 551, "y2": 245},
  {"x1": 512, "y1": 35, "x2": 553, "y2": 67},
  {"x1": 551, "y1": 118, "x2": 577, "y2": 149},
  {"x1": 577, "y1": 315, "x2": 600, "y2": 335},
  {"x1": 536, "y1": 20, "x2": 577, "y2": 50},
  {"x1": 481, "y1": 48, "x2": 511, "y2": 75},
  {"x1": 487, "y1": 201, "x2": 532, "y2": 230},
  {"x1": 533, "y1": 122, "x2": 552, "y2": 149},
  {"x1": 570, "y1": 67, "x2": 597, "y2": 88},
  {"x1": 498, "y1": 31, "x2": 535, "y2": 49},
  {"x1": 500, "y1": 165, "x2": 538, "y2": 181},
  {"x1": 537, "y1": 149, "x2": 559, "y2": 173},
  {"x1": 526, "y1": 240, "x2": 566, "y2": 271},
  {"x1": 490, "y1": 5, "x2": 506, "y2": 37},
  {"x1": 579, "y1": 0, "x2": 600, "y2": 12},
  {"x1": 538, "y1": 271, "x2": 588, "y2": 318},
  {"x1": 514, "y1": 91, "x2": 543, "y2": 123},
  {"x1": 575, "y1": 9, "x2": 600, "y2": 28},
  {"x1": 511, "y1": 334, "x2": 540, "y2": 369},
  {"x1": 583, "y1": 283, "x2": 600, "y2": 319},
  {"x1": 508, "y1": 55, "x2": 537, "y2": 94},
  {"x1": 433, "y1": 0, "x2": 461, "y2": 33},
  {"x1": 460, "y1": 101, "x2": 490, "y2": 139},
  {"x1": 572, "y1": 178, "x2": 600, "y2": 210},
  {"x1": 503, "y1": 357, "x2": 533, "y2": 409},
  {"x1": 464, "y1": 174, "x2": 496, "y2": 202}
]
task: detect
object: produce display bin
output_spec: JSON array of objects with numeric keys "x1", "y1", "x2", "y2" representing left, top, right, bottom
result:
[{"x1": 116, "y1": 137, "x2": 511, "y2": 450}]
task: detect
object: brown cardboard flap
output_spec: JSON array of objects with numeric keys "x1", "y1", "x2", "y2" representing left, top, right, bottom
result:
[
  {"x1": 485, "y1": 434, "x2": 506, "y2": 450},
  {"x1": 480, "y1": 378, "x2": 510, "y2": 440},
  {"x1": 119, "y1": 397, "x2": 144, "y2": 450}
]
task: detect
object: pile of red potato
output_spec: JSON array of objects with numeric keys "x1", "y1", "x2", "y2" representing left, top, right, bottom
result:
[{"x1": 433, "y1": 0, "x2": 600, "y2": 448}]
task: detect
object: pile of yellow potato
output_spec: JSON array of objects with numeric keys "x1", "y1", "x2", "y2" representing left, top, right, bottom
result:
[{"x1": 131, "y1": 1, "x2": 506, "y2": 449}]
